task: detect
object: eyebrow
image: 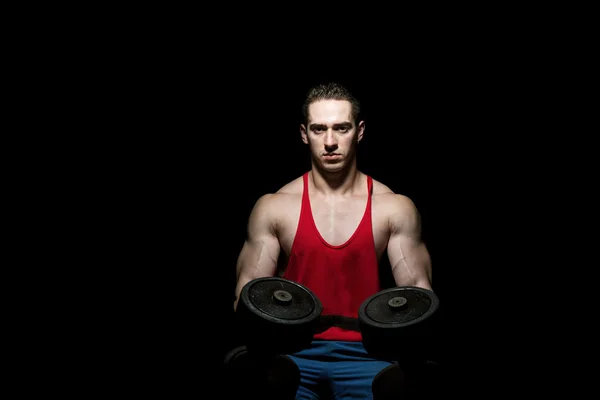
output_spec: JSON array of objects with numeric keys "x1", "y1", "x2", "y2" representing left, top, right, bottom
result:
[{"x1": 309, "y1": 122, "x2": 353, "y2": 130}]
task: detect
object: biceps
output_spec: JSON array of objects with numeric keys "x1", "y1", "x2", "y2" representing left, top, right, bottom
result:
[
  {"x1": 387, "y1": 234, "x2": 432, "y2": 287},
  {"x1": 236, "y1": 234, "x2": 281, "y2": 281}
]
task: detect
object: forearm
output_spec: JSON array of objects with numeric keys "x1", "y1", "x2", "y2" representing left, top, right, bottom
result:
[
  {"x1": 233, "y1": 274, "x2": 254, "y2": 311},
  {"x1": 233, "y1": 262, "x2": 277, "y2": 311},
  {"x1": 392, "y1": 269, "x2": 432, "y2": 291},
  {"x1": 390, "y1": 246, "x2": 432, "y2": 290},
  {"x1": 232, "y1": 197, "x2": 281, "y2": 311}
]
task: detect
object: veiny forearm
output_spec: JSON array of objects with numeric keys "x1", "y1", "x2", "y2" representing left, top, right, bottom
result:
[
  {"x1": 390, "y1": 243, "x2": 432, "y2": 290},
  {"x1": 233, "y1": 240, "x2": 279, "y2": 311}
]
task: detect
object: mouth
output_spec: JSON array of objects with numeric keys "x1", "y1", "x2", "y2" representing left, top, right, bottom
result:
[{"x1": 323, "y1": 154, "x2": 342, "y2": 161}]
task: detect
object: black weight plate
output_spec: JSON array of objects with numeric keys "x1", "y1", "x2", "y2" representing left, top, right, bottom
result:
[
  {"x1": 359, "y1": 286, "x2": 439, "y2": 328},
  {"x1": 240, "y1": 277, "x2": 322, "y2": 325}
]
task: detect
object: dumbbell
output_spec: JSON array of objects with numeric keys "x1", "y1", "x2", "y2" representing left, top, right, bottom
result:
[
  {"x1": 359, "y1": 286, "x2": 441, "y2": 398},
  {"x1": 358, "y1": 286, "x2": 440, "y2": 364},
  {"x1": 235, "y1": 277, "x2": 323, "y2": 356},
  {"x1": 222, "y1": 277, "x2": 322, "y2": 399}
]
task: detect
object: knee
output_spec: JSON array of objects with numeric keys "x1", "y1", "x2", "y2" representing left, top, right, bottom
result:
[
  {"x1": 223, "y1": 346, "x2": 300, "y2": 399},
  {"x1": 372, "y1": 363, "x2": 405, "y2": 400},
  {"x1": 267, "y1": 355, "x2": 300, "y2": 399},
  {"x1": 372, "y1": 360, "x2": 443, "y2": 400}
]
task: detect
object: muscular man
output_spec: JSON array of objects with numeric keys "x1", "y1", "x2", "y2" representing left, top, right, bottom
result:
[{"x1": 233, "y1": 82, "x2": 433, "y2": 399}]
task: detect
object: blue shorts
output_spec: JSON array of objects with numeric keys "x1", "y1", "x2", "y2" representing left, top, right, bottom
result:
[{"x1": 287, "y1": 340, "x2": 393, "y2": 399}]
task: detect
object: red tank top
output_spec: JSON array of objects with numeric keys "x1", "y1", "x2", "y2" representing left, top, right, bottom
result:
[{"x1": 283, "y1": 172, "x2": 381, "y2": 341}]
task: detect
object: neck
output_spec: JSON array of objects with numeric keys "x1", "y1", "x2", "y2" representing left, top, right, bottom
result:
[{"x1": 309, "y1": 160, "x2": 361, "y2": 195}]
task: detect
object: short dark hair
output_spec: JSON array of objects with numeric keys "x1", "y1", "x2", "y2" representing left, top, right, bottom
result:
[{"x1": 302, "y1": 82, "x2": 361, "y2": 124}]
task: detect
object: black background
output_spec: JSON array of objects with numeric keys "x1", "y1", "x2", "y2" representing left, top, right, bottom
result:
[
  {"x1": 81, "y1": 44, "x2": 549, "y2": 396},
  {"x1": 25, "y1": 8, "x2": 587, "y2": 396},
  {"x1": 97, "y1": 73, "x2": 492, "y2": 393}
]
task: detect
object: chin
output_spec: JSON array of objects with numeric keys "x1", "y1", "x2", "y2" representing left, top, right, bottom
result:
[{"x1": 321, "y1": 163, "x2": 345, "y2": 173}]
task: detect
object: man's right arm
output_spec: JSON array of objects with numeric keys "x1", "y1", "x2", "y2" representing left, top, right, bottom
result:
[{"x1": 233, "y1": 194, "x2": 281, "y2": 311}]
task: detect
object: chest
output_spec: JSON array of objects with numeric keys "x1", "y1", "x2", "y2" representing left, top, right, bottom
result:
[{"x1": 277, "y1": 194, "x2": 390, "y2": 259}]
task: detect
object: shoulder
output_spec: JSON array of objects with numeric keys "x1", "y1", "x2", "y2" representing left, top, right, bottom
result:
[
  {"x1": 369, "y1": 177, "x2": 421, "y2": 231},
  {"x1": 275, "y1": 175, "x2": 304, "y2": 195},
  {"x1": 249, "y1": 175, "x2": 304, "y2": 219}
]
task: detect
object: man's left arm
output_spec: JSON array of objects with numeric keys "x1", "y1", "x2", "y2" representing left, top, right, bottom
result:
[{"x1": 386, "y1": 195, "x2": 433, "y2": 291}]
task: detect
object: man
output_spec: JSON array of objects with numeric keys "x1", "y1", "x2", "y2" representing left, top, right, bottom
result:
[{"x1": 233, "y1": 82, "x2": 433, "y2": 399}]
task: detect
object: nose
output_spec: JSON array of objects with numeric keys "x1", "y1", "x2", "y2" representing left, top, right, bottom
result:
[{"x1": 324, "y1": 131, "x2": 338, "y2": 152}]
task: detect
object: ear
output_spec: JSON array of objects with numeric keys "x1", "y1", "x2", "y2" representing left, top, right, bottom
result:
[
  {"x1": 357, "y1": 121, "x2": 365, "y2": 143},
  {"x1": 300, "y1": 124, "x2": 308, "y2": 144}
]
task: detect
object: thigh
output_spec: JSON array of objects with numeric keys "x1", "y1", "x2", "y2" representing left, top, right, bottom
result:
[
  {"x1": 287, "y1": 354, "x2": 324, "y2": 399},
  {"x1": 329, "y1": 359, "x2": 393, "y2": 400}
]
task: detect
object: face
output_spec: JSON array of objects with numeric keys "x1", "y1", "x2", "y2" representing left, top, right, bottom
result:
[{"x1": 300, "y1": 99, "x2": 365, "y2": 173}]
